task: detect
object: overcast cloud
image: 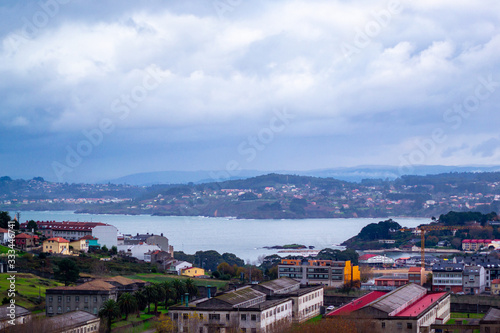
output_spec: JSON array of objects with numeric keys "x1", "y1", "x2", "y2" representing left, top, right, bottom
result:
[{"x1": 1, "y1": 0, "x2": 500, "y2": 182}]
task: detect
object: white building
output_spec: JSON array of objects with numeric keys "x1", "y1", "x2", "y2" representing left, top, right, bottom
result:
[
  {"x1": 117, "y1": 243, "x2": 161, "y2": 261},
  {"x1": 0, "y1": 228, "x2": 9, "y2": 244},
  {"x1": 92, "y1": 225, "x2": 118, "y2": 249}
]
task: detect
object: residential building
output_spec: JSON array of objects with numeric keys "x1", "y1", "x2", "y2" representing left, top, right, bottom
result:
[
  {"x1": 169, "y1": 284, "x2": 294, "y2": 332},
  {"x1": 181, "y1": 267, "x2": 205, "y2": 277},
  {"x1": 145, "y1": 234, "x2": 174, "y2": 256},
  {"x1": 43, "y1": 237, "x2": 70, "y2": 255},
  {"x1": 46, "y1": 279, "x2": 118, "y2": 316},
  {"x1": 461, "y1": 239, "x2": 498, "y2": 251},
  {"x1": 374, "y1": 274, "x2": 409, "y2": 290},
  {"x1": 491, "y1": 279, "x2": 500, "y2": 295},
  {"x1": 327, "y1": 283, "x2": 451, "y2": 333},
  {"x1": 408, "y1": 267, "x2": 426, "y2": 286},
  {"x1": 117, "y1": 243, "x2": 161, "y2": 261},
  {"x1": 454, "y1": 255, "x2": 500, "y2": 289},
  {"x1": 253, "y1": 278, "x2": 324, "y2": 323},
  {"x1": 20, "y1": 220, "x2": 118, "y2": 248},
  {"x1": 0, "y1": 228, "x2": 9, "y2": 244},
  {"x1": 0, "y1": 305, "x2": 30, "y2": 329},
  {"x1": 102, "y1": 276, "x2": 147, "y2": 295},
  {"x1": 166, "y1": 260, "x2": 193, "y2": 275},
  {"x1": 432, "y1": 262, "x2": 464, "y2": 293},
  {"x1": 463, "y1": 265, "x2": 486, "y2": 294},
  {"x1": 69, "y1": 237, "x2": 89, "y2": 253},
  {"x1": 14, "y1": 233, "x2": 38, "y2": 250},
  {"x1": 358, "y1": 254, "x2": 395, "y2": 266},
  {"x1": 42, "y1": 310, "x2": 100, "y2": 333},
  {"x1": 278, "y1": 259, "x2": 360, "y2": 287}
]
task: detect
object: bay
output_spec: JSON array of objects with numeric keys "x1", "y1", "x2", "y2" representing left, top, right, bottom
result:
[{"x1": 15, "y1": 211, "x2": 428, "y2": 262}]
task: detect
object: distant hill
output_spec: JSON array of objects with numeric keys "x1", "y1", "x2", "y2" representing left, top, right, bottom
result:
[{"x1": 105, "y1": 165, "x2": 500, "y2": 185}]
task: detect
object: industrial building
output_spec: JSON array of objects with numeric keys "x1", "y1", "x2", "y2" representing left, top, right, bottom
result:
[{"x1": 278, "y1": 259, "x2": 360, "y2": 287}]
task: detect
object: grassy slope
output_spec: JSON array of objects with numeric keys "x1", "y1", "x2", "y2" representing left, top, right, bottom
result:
[{"x1": 0, "y1": 273, "x2": 64, "y2": 310}]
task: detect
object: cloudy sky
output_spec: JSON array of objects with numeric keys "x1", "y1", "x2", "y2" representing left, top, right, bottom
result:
[{"x1": 1, "y1": 0, "x2": 500, "y2": 183}]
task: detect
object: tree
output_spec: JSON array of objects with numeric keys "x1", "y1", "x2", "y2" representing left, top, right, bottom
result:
[
  {"x1": 101, "y1": 245, "x2": 109, "y2": 253},
  {"x1": 54, "y1": 259, "x2": 80, "y2": 286},
  {"x1": 171, "y1": 279, "x2": 186, "y2": 303},
  {"x1": 184, "y1": 279, "x2": 198, "y2": 298},
  {"x1": 27, "y1": 220, "x2": 38, "y2": 231},
  {"x1": 135, "y1": 290, "x2": 148, "y2": 315},
  {"x1": 110, "y1": 246, "x2": 117, "y2": 255},
  {"x1": 161, "y1": 281, "x2": 176, "y2": 307},
  {"x1": 0, "y1": 211, "x2": 11, "y2": 229},
  {"x1": 143, "y1": 285, "x2": 158, "y2": 314},
  {"x1": 118, "y1": 292, "x2": 137, "y2": 320},
  {"x1": 155, "y1": 314, "x2": 177, "y2": 333},
  {"x1": 99, "y1": 299, "x2": 120, "y2": 333},
  {"x1": 153, "y1": 283, "x2": 166, "y2": 314}
]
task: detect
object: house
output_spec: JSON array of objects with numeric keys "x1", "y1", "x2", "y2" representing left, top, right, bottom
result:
[
  {"x1": 46, "y1": 279, "x2": 118, "y2": 316},
  {"x1": 408, "y1": 267, "x2": 426, "y2": 286},
  {"x1": 374, "y1": 274, "x2": 409, "y2": 290},
  {"x1": 181, "y1": 267, "x2": 205, "y2": 277},
  {"x1": 0, "y1": 228, "x2": 9, "y2": 244},
  {"x1": 327, "y1": 283, "x2": 451, "y2": 333},
  {"x1": 0, "y1": 304, "x2": 31, "y2": 329},
  {"x1": 463, "y1": 265, "x2": 486, "y2": 294},
  {"x1": 69, "y1": 237, "x2": 89, "y2": 253},
  {"x1": 41, "y1": 310, "x2": 100, "y2": 333},
  {"x1": 14, "y1": 233, "x2": 38, "y2": 250},
  {"x1": 117, "y1": 243, "x2": 161, "y2": 261},
  {"x1": 453, "y1": 255, "x2": 500, "y2": 289},
  {"x1": 278, "y1": 259, "x2": 360, "y2": 287},
  {"x1": 167, "y1": 260, "x2": 193, "y2": 275},
  {"x1": 43, "y1": 237, "x2": 70, "y2": 255},
  {"x1": 80, "y1": 235, "x2": 100, "y2": 251},
  {"x1": 432, "y1": 262, "x2": 464, "y2": 293},
  {"x1": 358, "y1": 254, "x2": 394, "y2": 266},
  {"x1": 169, "y1": 281, "x2": 297, "y2": 332},
  {"x1": 102, "y1": 276, "x2": 147, "y2": 295},
  {"x1": 491, "y1": 279, "x2": 500, "y2": 295}
]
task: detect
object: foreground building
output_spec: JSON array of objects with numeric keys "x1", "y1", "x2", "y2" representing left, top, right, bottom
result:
[
  {"x1": 169, "y1": 277, "x2": 324, "y2": 332},
  {"x1": 46, "y1": 280, "x2": 118, "y2": 316},
  {"x1": 432, "y1": 262, "x2": 464, "y2": 293},
  {"x1": 278, "y1": 259, "x2": 360, "y2": 287},
  {"x1": 328, "y1": 283, "x2": 450, "y2": 333}
]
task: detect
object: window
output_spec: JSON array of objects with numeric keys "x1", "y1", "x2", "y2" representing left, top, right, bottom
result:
[
  {"x1": 48, "y1": 306, "x2": 53, "y2": 313},
  {"x1": 251, "y1": 314, "x2": 257, "y2": 321},
  {"x1": 94, "y1": 297, "x2": 97, "y2": 303},
  {"x1": 57, "y1": 306, "x2": 62, "y2": 313},
  {"x1": 397, "y1": 322, "x2": 402, "y2": 329},
  {"x1": 67, "y1": 296, "x2": 71, "y2": 302},
  {"x1": 67, "y1": 306, "x2": 71, "y2": 312},
  {"x1": 241, "y1": 314, "x2": 247, "y2": 321},
  {"x1": 58, "y1": 296, "x2": 62, "y2": 302},
  {"x1": 93, "y1": 307, "x2": 97, "y2": 315},
  {"x1": 226, "y1": 314, "x2": 230, "y2": 321},
  {"x1": 75, "y1": 296, "x2": 79, "y2": 302},
  {"x1": 49, "y1": 296, "x2": 53, "y2": 302},
  {"x1": 85, "y1": 297, "x2": 89, "y2": 303},
  {"x1": 173, "y1": 313, "x2": 178, "y2": 320},
  {"x1": 209, "y1": 314, "x2": 220, "y2": 321},
  {"x1": 183, "y1": 314, "x2": 189, "y2": 320},
  {"x1": 407, "y1": 323, "x2": 412, "y2": 329}
]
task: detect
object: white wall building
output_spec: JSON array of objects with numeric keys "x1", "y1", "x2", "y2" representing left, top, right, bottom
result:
[
  {"x1": 117, "y1": 243, "x2": 161, "y2": 261},
  {"x1": 92, "y1": 225, "x2": 118, "y2": 249}
]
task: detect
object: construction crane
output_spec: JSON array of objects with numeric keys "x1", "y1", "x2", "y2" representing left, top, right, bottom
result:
[{"x1": 416, "y1": 224, "x2": 482, "y2": 268}]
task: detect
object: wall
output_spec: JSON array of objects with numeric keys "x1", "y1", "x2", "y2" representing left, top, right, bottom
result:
[{"x1": 92, "y1": 225, "x2": 118, "y2": 248}]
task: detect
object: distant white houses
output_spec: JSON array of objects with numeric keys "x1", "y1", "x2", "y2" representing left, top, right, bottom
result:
[{"x1": 359, "y1": 254, "x2": 395, "y2": 265}]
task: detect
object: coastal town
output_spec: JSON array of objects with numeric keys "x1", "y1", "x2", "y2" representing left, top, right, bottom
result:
[
  {"x1": 2, "y1": 172, "x2": 500, "y2": 219},
  {"x1": 3, "y1": 210, "x2": 500, "y2": 332}
]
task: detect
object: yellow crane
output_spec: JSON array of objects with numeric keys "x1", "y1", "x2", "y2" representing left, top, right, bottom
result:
[{"x1": 416, "y1": 224, "x2": 482, "y2": 268}]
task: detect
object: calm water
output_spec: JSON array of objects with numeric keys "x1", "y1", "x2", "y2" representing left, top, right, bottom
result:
[{"x1": 16, "y1": 211, "x2": 427, "y2": 262}]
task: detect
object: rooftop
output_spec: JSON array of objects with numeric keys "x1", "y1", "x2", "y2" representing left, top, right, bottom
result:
[
  {"x1": 366, "y1": 283, "x2": 427, "y2": 315},
  {"x1": 327, "y1": 291, "x2": 387, "y2": 316},
  {"x1": 44, "y1": 310, "x2": 99, "y2": 330},
  {"x1": 257, "y1": 277, "x2": 299, "y2": 292},
  {"x1": 48, "y1": 279, "x2": 116, "y2": 292},
  {"x1": 395, "y1": 292, "x2": 447, "y2": 317},
  {"x1": 215, "y1": 287, "x2": 266, "y2": 306},
  {"x1": 0, "y1": 305, "x2": 30, "y2": 320}
]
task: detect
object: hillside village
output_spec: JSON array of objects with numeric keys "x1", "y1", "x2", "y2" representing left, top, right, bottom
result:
[
  {"x1": 3, "y1": 211, "x2": 500, "y2": 332},
  {"x1": 3, "y1": 172, "x2": 500, "y2": 219}
]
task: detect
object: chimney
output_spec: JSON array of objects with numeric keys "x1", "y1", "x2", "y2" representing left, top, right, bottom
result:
[
  {"x1": 207, "y1": 285, "x2": 211, "y2": 299},
  {"x1": 185, "y1": 293, "x2": 189, "y2": 306}
]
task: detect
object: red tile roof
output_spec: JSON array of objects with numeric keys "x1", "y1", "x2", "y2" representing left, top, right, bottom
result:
[
  {"x1": 409, "y1": 267, "x2": 423, "y2": 272},
  {"x1": 327, "y1": 291, "x2": 387, "y2": 316},
  {"x1": 492, "y1": 279, "x2": 500, "y2": 284},
  {"x1": 0, "y1": 227, "x2": 8, "y2": 233},
  {"x1": 359, "y1": 254, "x2": 378, "y2": 261},
  {"x1": 15, "y1": 233, "x2": 35, "y2": 239},
  {"x1": 395, "y1": 292, "x2": 447, "y2": 317},
  {"x1": 46, "y1": 237, "x2": 69, "y2": 243}
]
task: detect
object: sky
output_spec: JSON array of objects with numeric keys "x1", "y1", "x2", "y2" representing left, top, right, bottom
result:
[{"x1": 1, "y1": 0, "x2": 500, "y2": 183}]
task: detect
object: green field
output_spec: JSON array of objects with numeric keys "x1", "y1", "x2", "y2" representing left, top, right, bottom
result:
[
  {"x1": 124, "y1": 273, "x2": 228, "y2": 289},
  {"x1": 450, "y1": 312, "x2": 485, "y2": 319},
  {"x1": 0, "y1": 273, "x2": 64, "y2": 310}
]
